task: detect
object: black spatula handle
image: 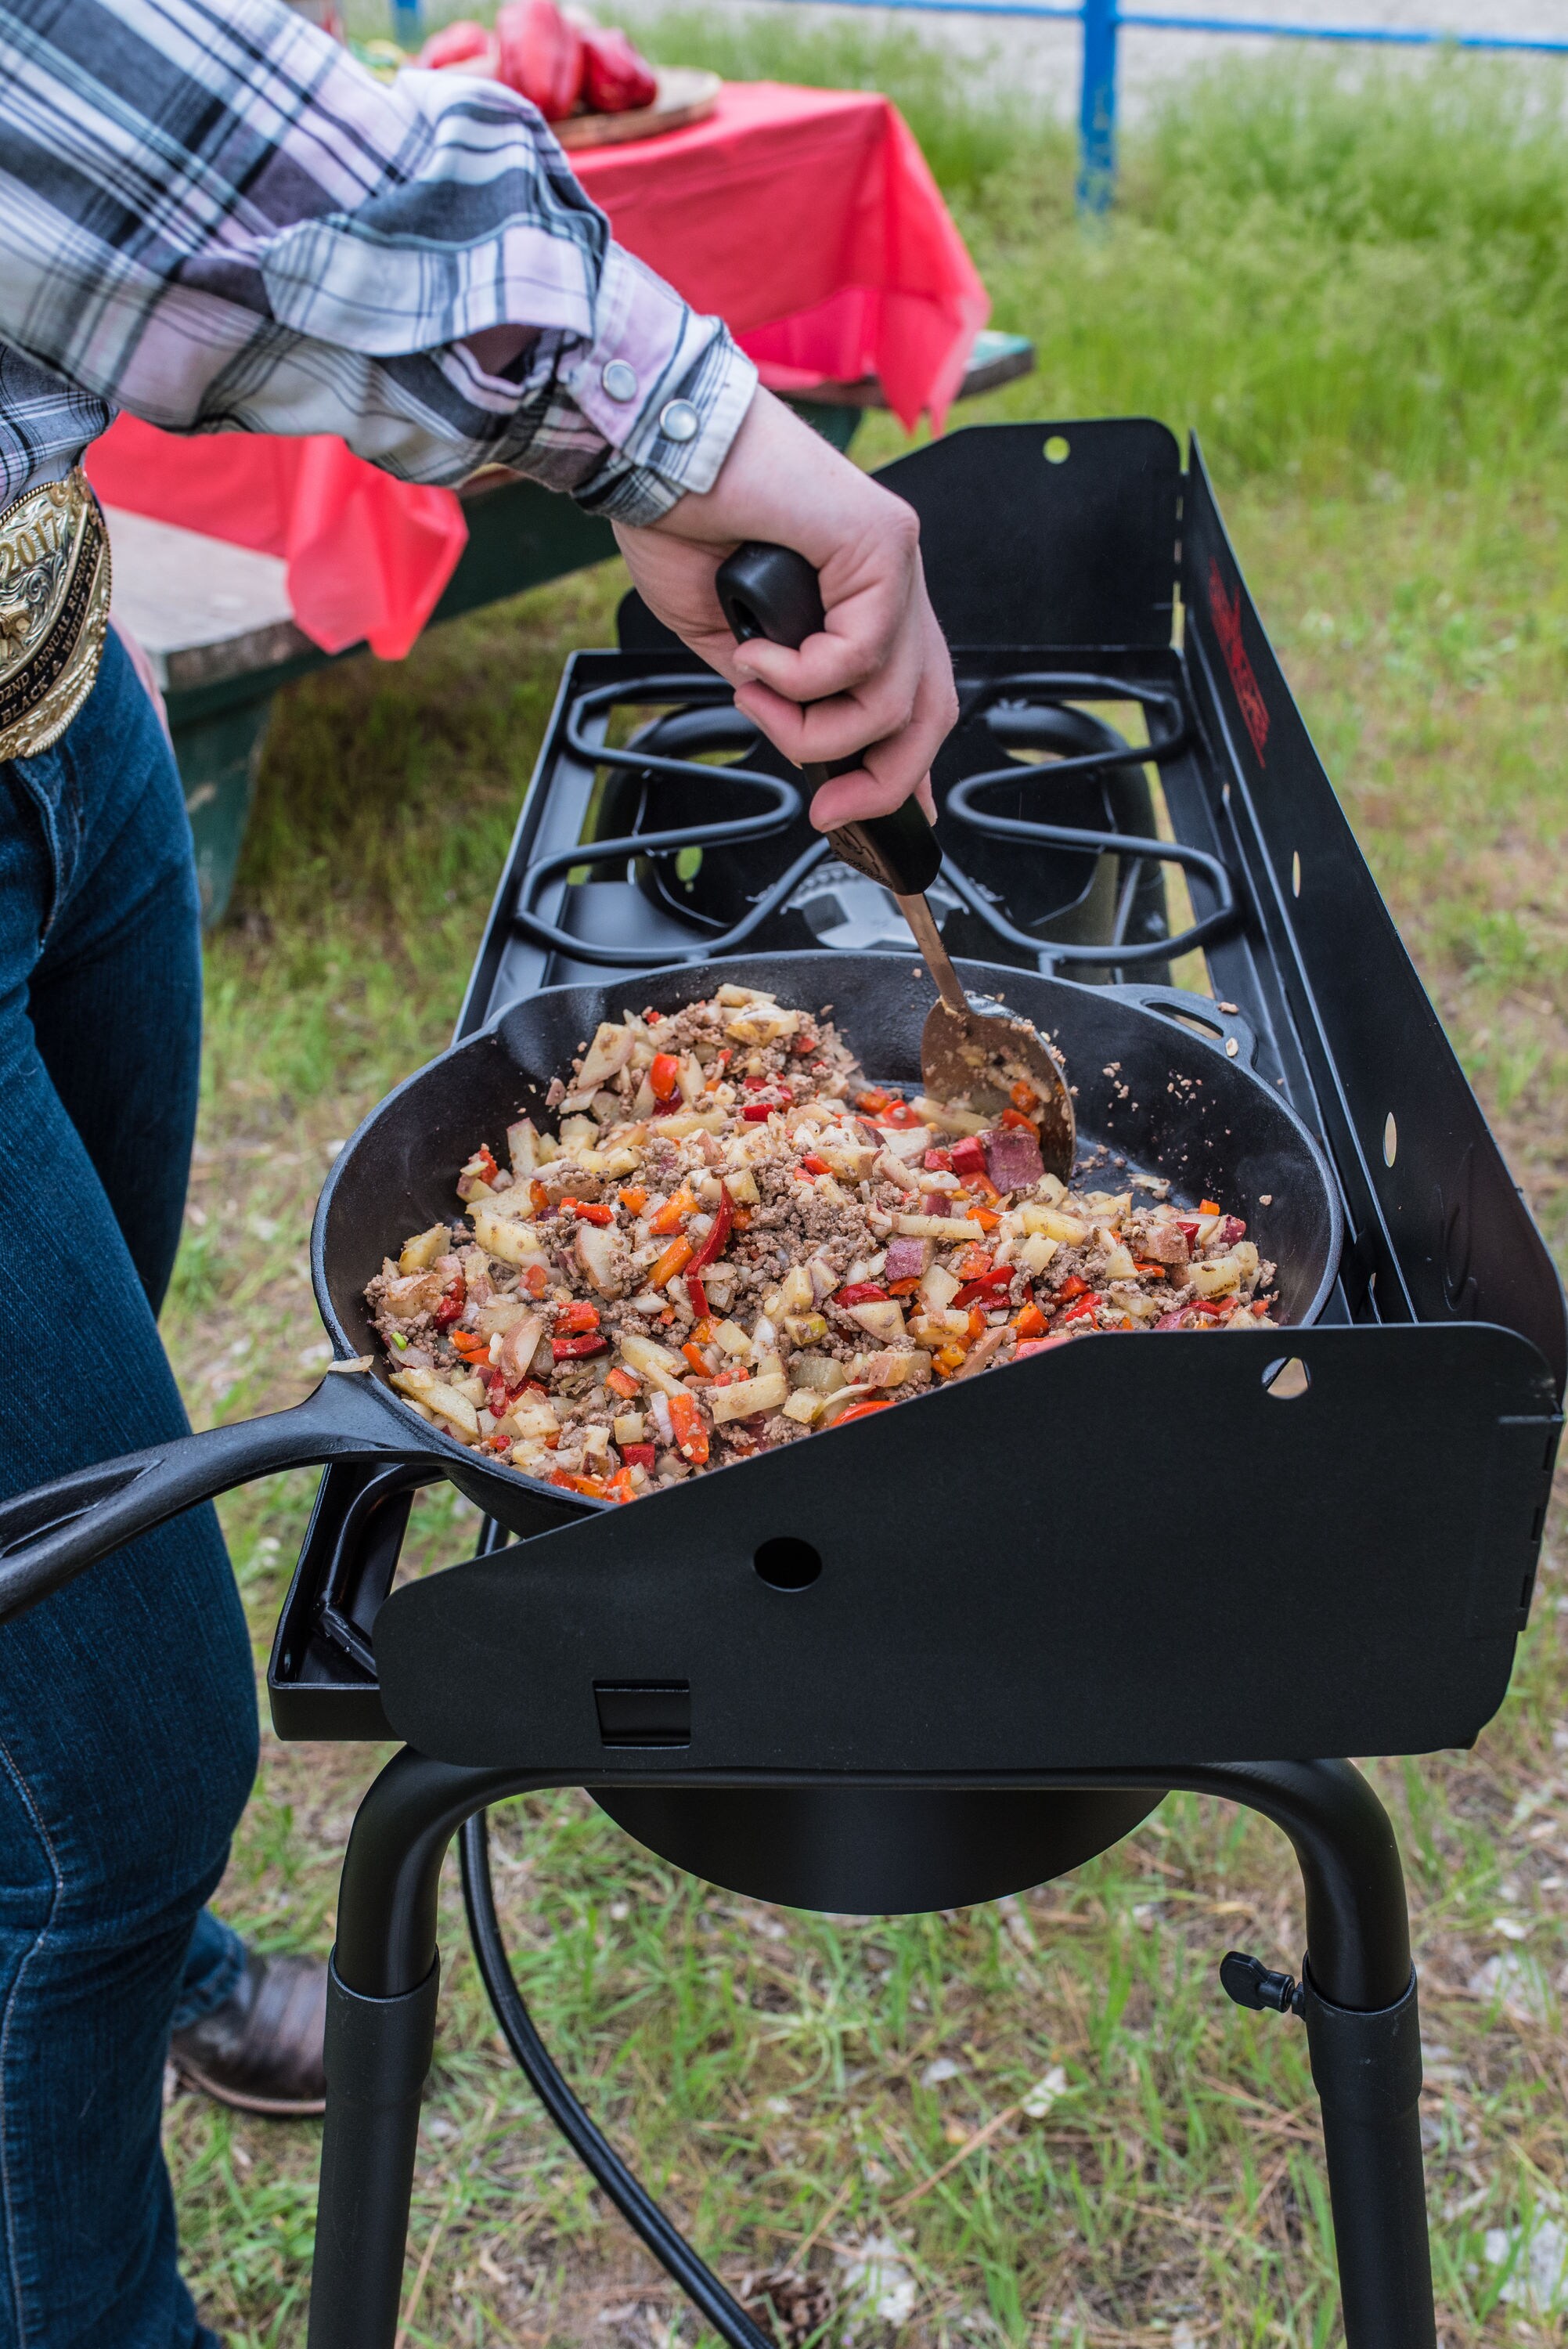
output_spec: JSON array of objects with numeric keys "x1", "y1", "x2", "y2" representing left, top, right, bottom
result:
[{"x1": 714, "y1": 539, "x2": 943, "y2": 898}]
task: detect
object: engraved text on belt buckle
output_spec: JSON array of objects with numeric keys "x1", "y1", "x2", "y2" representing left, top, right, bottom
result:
[{"x1": 0, "y1": 471, "x2": 112, "y2": 763}]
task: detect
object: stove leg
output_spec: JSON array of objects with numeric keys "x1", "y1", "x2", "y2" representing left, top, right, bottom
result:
[
  {"x1": 1188, "y1": 1760, "x2": 1435, "y2": 2349},
  {"x1": 306, "y1": 1750, "x2": 544, "y2": 2349}
]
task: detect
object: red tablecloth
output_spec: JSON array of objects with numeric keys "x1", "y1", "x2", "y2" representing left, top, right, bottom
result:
[{"x1": 87, "y1": 81, "x2": 986, "y2": 662}]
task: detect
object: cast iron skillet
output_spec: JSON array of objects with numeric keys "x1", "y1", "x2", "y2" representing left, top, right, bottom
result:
[{"x1": 0, "y1": 951, "x2": 1342, "y2": 1634}]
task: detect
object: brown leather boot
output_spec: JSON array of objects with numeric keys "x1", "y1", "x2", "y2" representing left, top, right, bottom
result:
[{"x1": 170, "y1": 1951, "x2": 327, "y2": 2117}]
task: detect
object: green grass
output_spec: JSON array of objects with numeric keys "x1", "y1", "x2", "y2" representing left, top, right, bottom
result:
[{"x1": 159, "y1": 36, "x2": 1566, "y2": 2345}]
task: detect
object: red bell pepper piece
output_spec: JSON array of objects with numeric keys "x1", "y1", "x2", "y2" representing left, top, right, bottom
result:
[
  {"x1": 953, "y1": 1269, "x2": 1012, "y2": 1308},
  {"x1": 742, "y1": 1102, "x2": 773, "y2": 1122},
  {"x1": 581, "y1": 24, "x2": 658, "y2": 111},
  {"x1": 949, "y1": 1135, "x2": 987, "y2": 1180},
  {"x1": 923, "y1": 1148, "x2": 953, "y2": 1173},
  {"x1": 563, "y1": 1197, "x2": 614, "y2": 1227},
  {"x1": 834, "y1": 1283, "x2": 889, "y2": 1307},
  {"x1": 881, "y1": 1101, "x2": 923, "y2": 1130},
  {"x1": 559, "y1": 1300, "x2": 600, "y2": 1334},
  {"x1": 687, "y1": 1189, "x2": 733, "y2": 1271},
  {"x1": 1054, "y1": 1274, "x2": 1090, "y2": 1304},
  {"x1": 684, "y1": 1272, "x2": 709, "y2": 1321},
  {"x1": 833, "y1": 1400, "x2": 895, "y2": 1427},
  {"x1": 551, "y1": 1468, "x2": 608, "y2": 1499},
  {"x1": 495, "y1": 0, "x2": 582, "y2": 118},
  {"x1": 1060, "y1": 1292, "x2": 1101, "y2": 1324},
  {"x1": 434, "y1": 1279, "x2": 466, "y2": 1327},
  {"x1": 798, "y1": 1154, "x2": 830, "y2": 1177},
  {"x1": 649, "y1": 1052, "x2": 680, "y2": 1101},
  {"x1": 620, "y1": 1442, "x2": 658, "y2": 1472},
  {"x1": 552, "y1": 1333, "x2": 608, "y2": 1361}
]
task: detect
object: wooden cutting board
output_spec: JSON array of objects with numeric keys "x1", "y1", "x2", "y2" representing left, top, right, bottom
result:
[{"x1": 556, "y1": 66, "x2": 720, "y2": 150}]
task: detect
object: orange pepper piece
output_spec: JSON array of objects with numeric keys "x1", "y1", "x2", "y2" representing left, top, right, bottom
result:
[
  {"x1": 650, "y1": 1052, "x2": 680, "y2": 1102},
  {"x1": 1014, "y1": 1301, "x2": 1047, "y2": 1340},
  {"x1": 648, "y1": 1185, "x2": 696, "y2": 1236},
  {"x1": 682, "y1": 1342, "x2": 713, "y2": 1378},
  {"x1": 1199, "y1": 1198, "x2": 1221, "y2": 1216},
  {"x1": 605, "y1": 1366, "x2": 640, "y2": 1399},
  {"x1": 969, "y1": 1208, "x2": 1001, "y2": 1232},
  {"x1": 650, "y1": 1235, "x2": 694, "y2": 1290},
  {"x1": 618, "y1": 1185, "x2": 648, "y2": 1215},
  {"x1": 669, "y1": 1391, "x2": 709, "y2": 1465},
  {"x1": 1010, "y1": 1081, "x2": 1038, "y2": 1113}
]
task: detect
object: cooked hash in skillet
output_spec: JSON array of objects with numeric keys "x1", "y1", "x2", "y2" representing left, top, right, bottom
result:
[{"x1": 365, "y1": 986, "x2": 1278, "y2": 1500}]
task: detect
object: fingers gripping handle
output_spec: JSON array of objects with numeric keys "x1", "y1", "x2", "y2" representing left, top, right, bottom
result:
[
  {"x1": 714, "y1": 540, "x2": 943, "y2": 899},
  {"x1": 0, "y1": 1377, "x2": 415, "y2": 1628}
]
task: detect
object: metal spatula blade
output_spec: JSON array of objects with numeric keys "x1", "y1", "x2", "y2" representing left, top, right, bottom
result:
[{"x1": 715, "y1": 541, "x2": 1076, "y2": 1178}]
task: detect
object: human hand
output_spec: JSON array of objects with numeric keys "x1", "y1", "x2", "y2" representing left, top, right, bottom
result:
[{"x1": 613, "y1": 388, "x2": 955, "y2": 830}]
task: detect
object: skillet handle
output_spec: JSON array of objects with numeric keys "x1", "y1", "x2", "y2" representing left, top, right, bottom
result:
[
  {"x1": 713, "y1": 540, "x2": 944, "y2": 898},
  {"x1": 0, "y1": 1373, "x2": 430, "y2": 1629},
  {"x1": 1100, "y1": 983, "x2": 1263, "y2": 1073}
]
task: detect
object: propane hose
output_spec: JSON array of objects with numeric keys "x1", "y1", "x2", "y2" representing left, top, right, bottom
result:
[{"x1": 458, "y1": 1810, "x2": 773, "y2": 2349}]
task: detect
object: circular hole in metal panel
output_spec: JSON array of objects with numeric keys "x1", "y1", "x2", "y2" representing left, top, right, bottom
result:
[
  {"x1": 1044, "y1": 435, "x2": 1071, "y2": 464},
  {"x1": 755, "y1": 1535, "x2": 822, "y2": 1591},
  {"x1": 1263, "y1": 1355, "x2": 1310, "y2": 1401},
  {"x1": 1291, "y1": 850, "x2": 1302, "y2": 898},
  {"x1": 1382, "y1": 1112, "x2": 1397, "y2": 1167}
]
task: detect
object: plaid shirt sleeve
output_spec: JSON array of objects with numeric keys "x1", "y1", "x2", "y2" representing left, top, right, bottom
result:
[{"x1": 0, "y1": 0, "x2": 756, "y2": 524}]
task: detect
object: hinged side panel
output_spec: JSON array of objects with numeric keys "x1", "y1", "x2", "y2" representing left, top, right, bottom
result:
[{"x1": 1182, "y1": 440, "x2": 1566, "y2": 1394}]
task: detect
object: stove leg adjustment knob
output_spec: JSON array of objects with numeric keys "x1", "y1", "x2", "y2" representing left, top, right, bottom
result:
[{"x1": 1220, "y1": 1949, "x2": 1305, "y2": 2018}]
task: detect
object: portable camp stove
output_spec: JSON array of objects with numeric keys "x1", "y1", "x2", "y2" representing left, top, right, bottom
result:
[{"x1": 269, "y1": 421, "x2": 1565, "y2": 2349}]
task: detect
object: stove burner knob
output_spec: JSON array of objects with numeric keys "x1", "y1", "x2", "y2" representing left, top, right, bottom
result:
[
  {"x1": 601, "y1": 360, "x2": 640, "y2": 402},
  {"x1": 658, "y1": 399, "x2": 701, "y2": 444}
]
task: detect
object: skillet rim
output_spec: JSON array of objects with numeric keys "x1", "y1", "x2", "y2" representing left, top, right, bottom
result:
[{"x1": 309, "y1": 951, "x2": 1346, "y2": 1509}]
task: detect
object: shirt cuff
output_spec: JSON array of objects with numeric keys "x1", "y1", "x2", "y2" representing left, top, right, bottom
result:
[{"x1": 554, "y1": 243, "x2": 757, "y2": 525}]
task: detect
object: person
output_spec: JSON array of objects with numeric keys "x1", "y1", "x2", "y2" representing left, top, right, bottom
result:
[{"x1": 0, "y1": 0, "x2": 957, "y2": 2340}]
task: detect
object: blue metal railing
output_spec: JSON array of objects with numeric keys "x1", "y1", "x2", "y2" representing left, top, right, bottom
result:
[{"x1": 387, "y1": 0, "x2": 1568, "y2": 208}]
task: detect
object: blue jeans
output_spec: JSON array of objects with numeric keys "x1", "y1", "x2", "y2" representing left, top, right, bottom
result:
[{"x1": 0, "y1": 631, "x2": 258, "y2": 2347}]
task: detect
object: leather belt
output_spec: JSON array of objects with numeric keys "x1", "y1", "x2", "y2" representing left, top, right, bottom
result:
[{"x1": 0, "y1": 471, "x2": 111, "y2": 764}]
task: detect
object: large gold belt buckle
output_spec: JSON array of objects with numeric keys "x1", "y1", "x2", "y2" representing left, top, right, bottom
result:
[{"x1": 0, "y1": 470, "x2": 111, "y2": 763}]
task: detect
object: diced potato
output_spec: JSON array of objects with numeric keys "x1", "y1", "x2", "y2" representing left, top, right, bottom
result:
[
  {"x1": 846, "y1": 1300, "x2": 907, "y2": 1344},
  {"x1": 853, "y1": 1348, "x2": 918, "y2": 1387},
  {"x1": 466, "y1": 1185, "x2": 532, "y2": 1221},
  {"x1": 454, "y1": 1373, "x2": 487, "y2": 1405},
  {"x1": 533, "y1": 1132, "x2": 562, "y2": 1164},
  {"x1": 390, "y1": 1369, "x2": 479, "y2": 1439},
  {"x1": 382, "y1": 1271, "x2": 443, "y2": 1320},
  {"x1": 913, "y1": 1096, "x2": 989, "y2": 1135},
  {"x1": 711, "y1": 1319, "x2": 754, "y2": 1358},
  {"x1": 723, "y1": 1167, "x2": 760, "y2": 1206},
  {"x1": 1019, "y1": 1232, "x2": 1058, "y2": 1276},
  {"x1": 582, "y1": 1423, "x2": 611, "y2": 1463},
  {"x1": 558, "y1": 1116, "x2": 599, "y2": 1153},
  {"x1": 476, "y1": 1296, "x2": 528, "y2": 1338},
  {"x1": 398, "y1": 1225, "x2": 449, "y2": 1275},
  {"x1": 1037, "y1": 1173, "x2": 1067, "y2": 1204},
  {"x1": 892, "y1": 1211, "x2": 985, "y2": 1241},
  {"x1": 575, "y1": 1221, "x2": 626, "y2": 1297},
  {"x1": 715, "y1": 983, "x2": 775, "y2": 1006},
  {"x1": 820, "y1": 1145, "x2": 878, "y2": 1182},
  {"x1": 578, "y1": 1021, "x2": 637, "y2": 1090},
  {"x1": 920, "y1": 1262, "x2": 962, "y2": 1312},
  {"x1": 1191, "y1": 1254, "x2": 1242, "y2": 1295},
  {"x1": 1102, "y1": 1243, "x2": 1138, "y2": 1281},
  {"x1": 783, "y1": 1312, "x2": 827, "y2": 1348},
  {"x1": 780, "y1": 1265, "x2": 815, "y2": 1314},
  {"x1": 618, "y1": 1330, "x2": 689, "y2": 1396},
  {"x1": 725, "y1": 1006, "x2": 800, "y2": 1045},
  {"x1": 499, "y1": 1395, "x2": 559, "y2": 1441},
  {"x1": 506, "y1": 1117, "x2": 540, "y2": 1177},
  {"x1": 612, "y1": 1412, "x2": 646, "y2": 1445},
  {"x1": 675, "y1": 1052, "x2": 705, "y2": 1106},
  {"x1": 1112, "y1": 1287, "x2": 1163, "y2": 1323},
  {"x1": 469, "y1": 1206, "x2": 548, "y2": 1268},
  {"x1": 788, "y1": 1353, "x2": 849, "y2": 1394},
  {"x1": 911, "y1": 1309, "x2": 971, "y2": 1343},
  {"x1": 654, "y1": 1110, "x2": 726, "y2": 1138},
  {"x1": 783, "y1": 1389, "x2": 824, "y2": 1425},
  {"x1": 709, "y1": 1369, "x2": 789, "y2": 1423},
  {"x1": 1022, "y1": 1206, "x2": 1090, "y2": 1245},
  {"x1": 1231, "y1": 1239, "x2": 1260, "y2": 1279}
]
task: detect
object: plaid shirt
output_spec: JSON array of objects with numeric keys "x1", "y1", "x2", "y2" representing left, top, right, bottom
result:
[{"x1": 0, "y1": 0, "x2": 755, "y2": 524}]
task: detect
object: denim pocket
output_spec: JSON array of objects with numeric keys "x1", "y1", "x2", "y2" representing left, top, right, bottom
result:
[{"x1": 5, "y1": 730, "x2": 84, "y2": 941}]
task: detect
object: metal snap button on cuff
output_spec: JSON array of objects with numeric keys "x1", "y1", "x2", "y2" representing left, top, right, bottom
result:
[
  {"x1": 658, "y1": 399, "x2": 701, "y2": 443},
  {"x1": 601, "y1": 360, "x2": 639, "y2": 403}
]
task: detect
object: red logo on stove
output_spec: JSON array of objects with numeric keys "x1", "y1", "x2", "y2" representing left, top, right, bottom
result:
[{"x1": 1208, "y1": 561, "x2": 1269, "y2": 763}]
